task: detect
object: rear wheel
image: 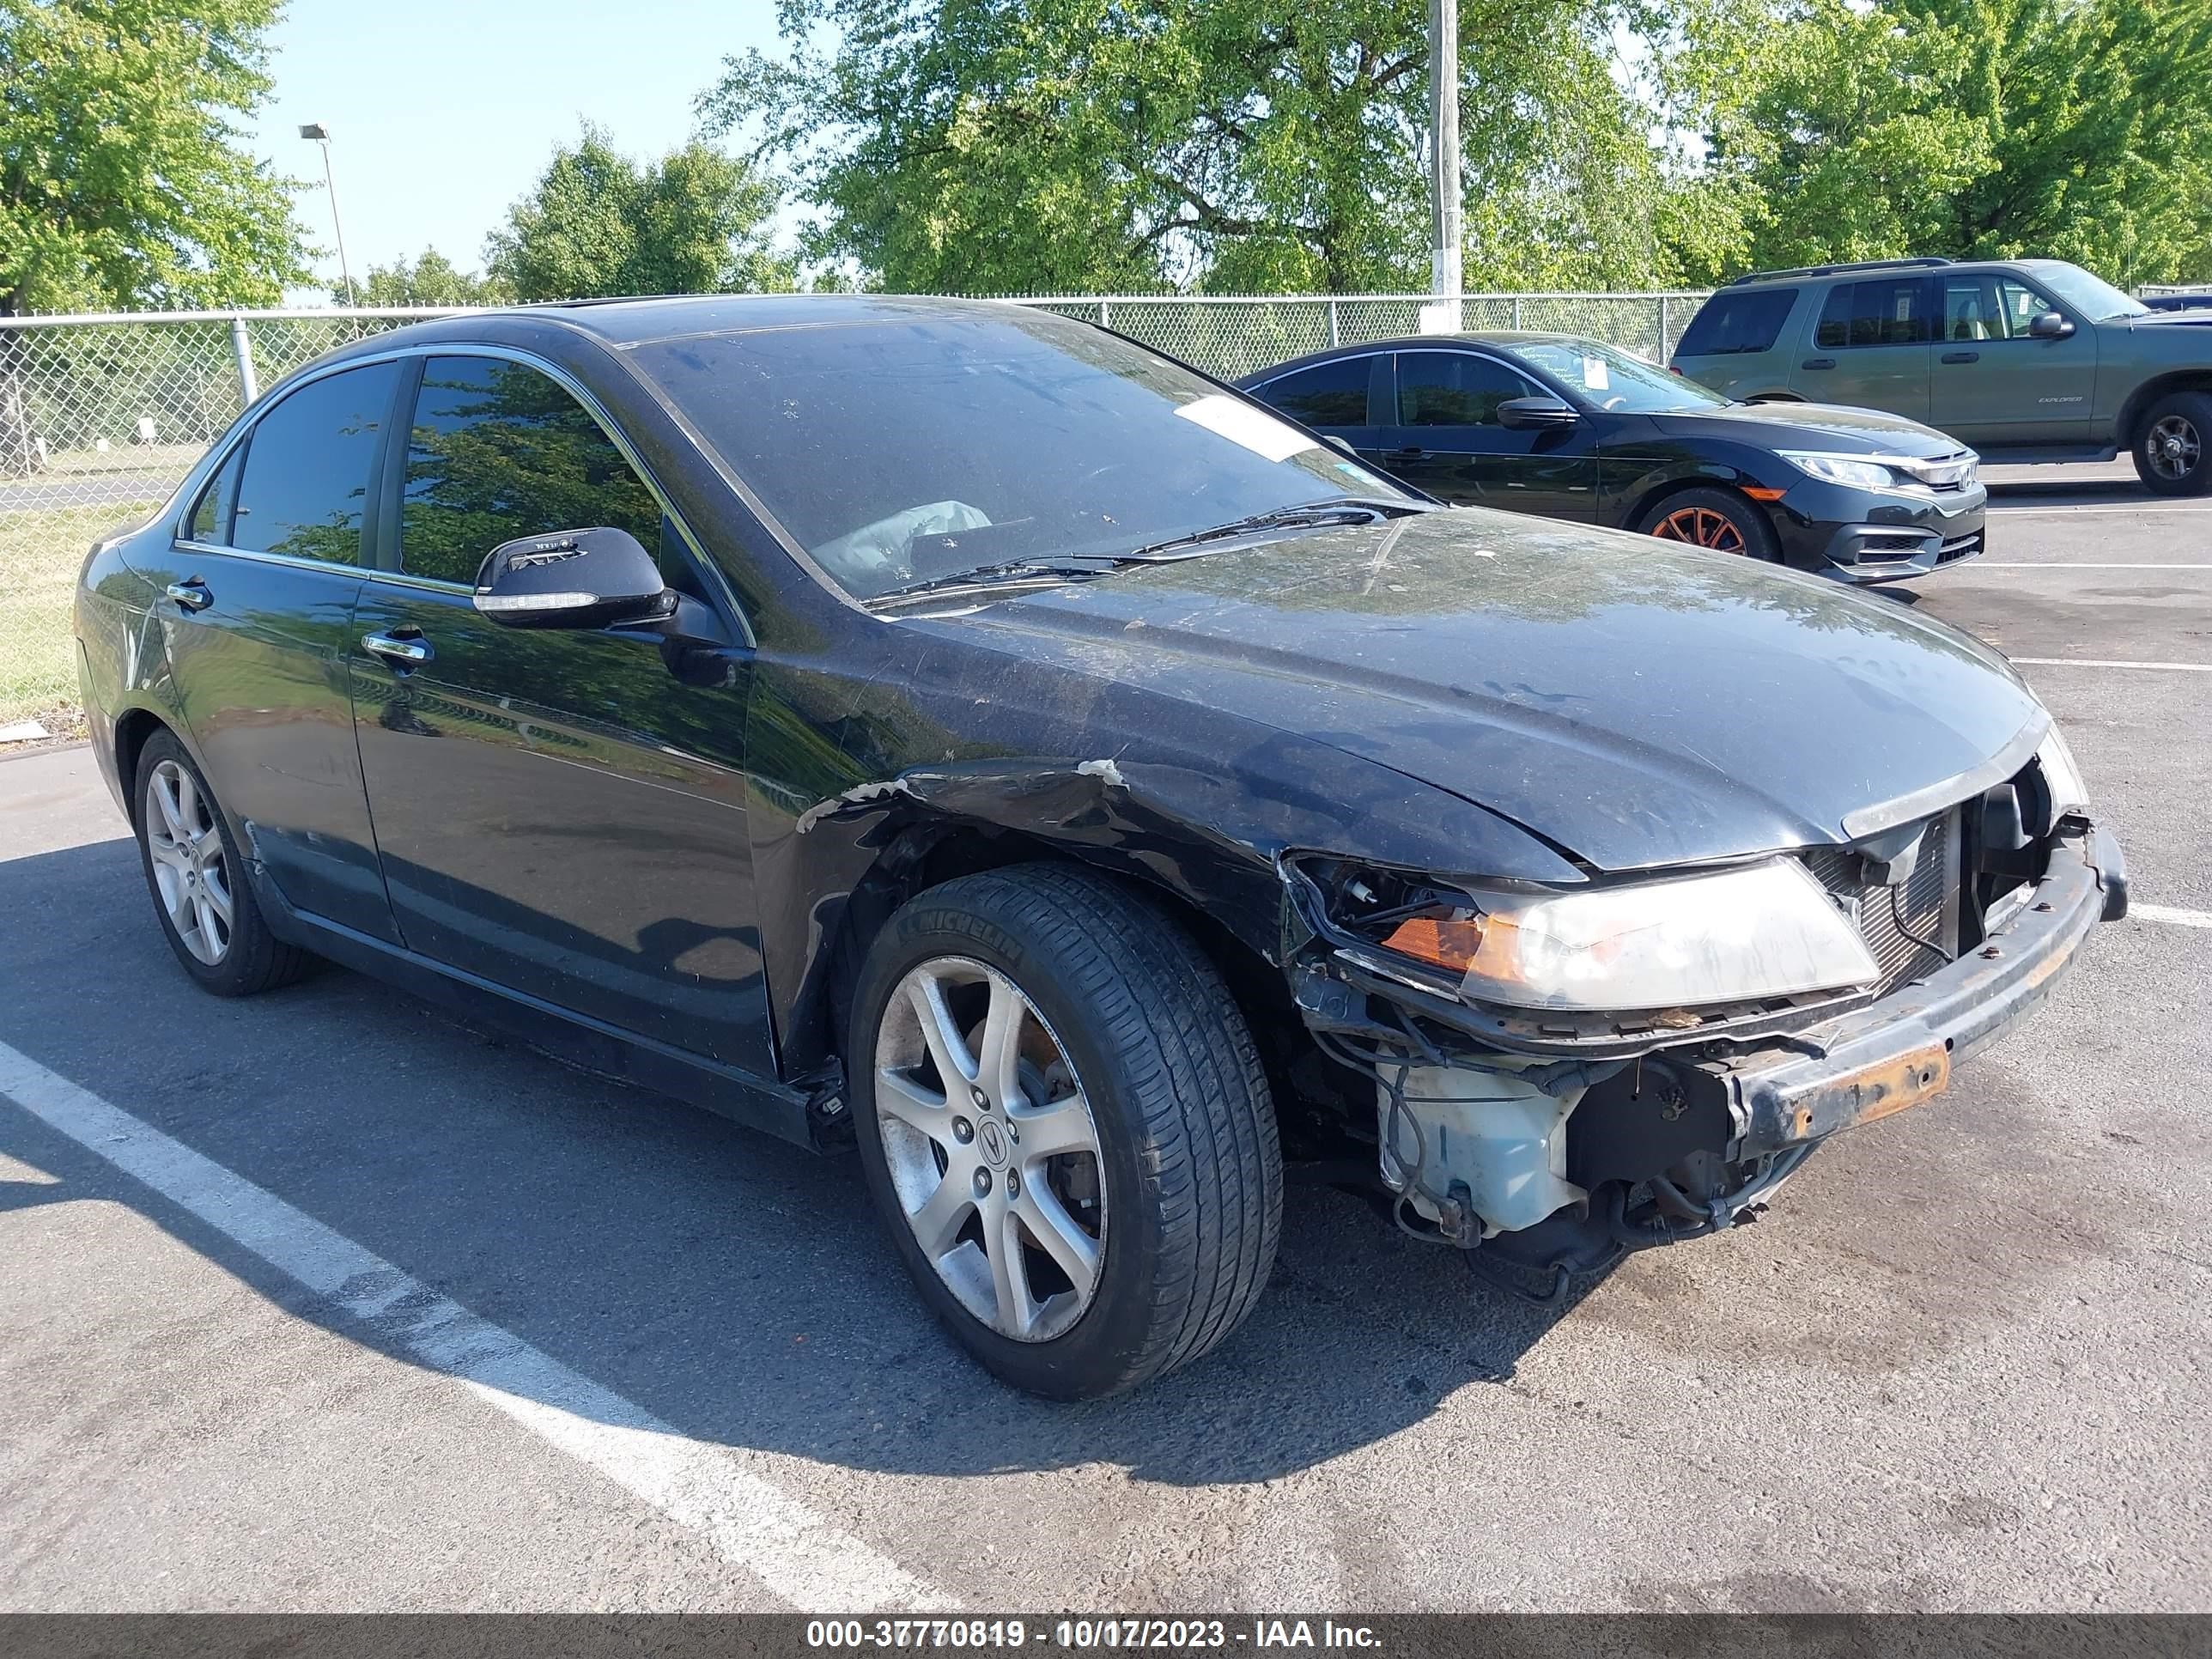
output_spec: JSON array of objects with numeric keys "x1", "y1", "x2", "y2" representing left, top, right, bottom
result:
[
  {"x1": 1635, "y1": 486, "x2": 1780, "y2": 560},
  {"x1": 2134, "y1": 392, "x2": 2212, "y2": 495},
  {"x1": 132, "y1": 730, "x2": 311, "y2": 996},
  {"x1": 849, "y1": 864, "x2": 1281, "y2": 1399}
]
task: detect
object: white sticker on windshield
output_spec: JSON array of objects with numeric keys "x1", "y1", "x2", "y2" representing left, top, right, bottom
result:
[
  {"x1": 1583, "y1": 356, "x2": 1609, "y2": 390},
  {"x1": 1176, "y1": 394, "x2": 1317, "y2": 463}
]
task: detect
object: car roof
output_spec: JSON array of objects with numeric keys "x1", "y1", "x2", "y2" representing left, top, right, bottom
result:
[
  {"x1": 1722, "y1": 258, "x2": 2045, "y2": 291},
  {"x1": 1236, "y1": 331, "x2": 1599, "y2": 383},
  {"x1": 499, "y1": 291, "x2": 1028, "y2": 345}
]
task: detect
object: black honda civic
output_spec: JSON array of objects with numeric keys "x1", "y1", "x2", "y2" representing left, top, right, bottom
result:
[
  {"x1": 76, "y1": 296, "x2": 2117, "y2": 1399},
  {"x1": 1237, "y1": 331, "x2": 1987, "y2": 582}
]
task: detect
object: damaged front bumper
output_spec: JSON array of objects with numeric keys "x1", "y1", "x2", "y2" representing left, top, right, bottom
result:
[
  {"x1": 1298, "y1": 819, "x2": 2123, "y2": 1265},
  {"x1": 1719, "y1": 821, "x2": 2124, "y2": 1158}
]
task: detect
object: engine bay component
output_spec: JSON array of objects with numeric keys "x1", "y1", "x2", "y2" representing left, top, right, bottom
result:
[{"x1": 1378, "y1": 1061, "x2": 1590, "y2": 1242}]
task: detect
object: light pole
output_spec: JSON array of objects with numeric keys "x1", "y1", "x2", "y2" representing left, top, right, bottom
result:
[
  {"x1": 1428, "y1": 0, "x2": 1462, "y2": 301},
  {"x1": 300, "y1": 123, "x2": 358, "y2": 307}
]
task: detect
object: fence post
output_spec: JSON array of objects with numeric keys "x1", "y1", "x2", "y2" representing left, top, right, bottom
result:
[
  {"x1": 1098, "y1": 299, "x2": 1112, "y2": 330},
  {"x1": 229, "y1": 316, "x2": 258, "y2": 407},
  {"x1": 1510, "y1": 296, "x2": 1522, "y2": 329},
  {"x1": 1328, "y1": 298, "x2": 1340, "y2": 347},
  {"x1": 1658, "y1": 296, "x2": 1671, "y2": 359}
]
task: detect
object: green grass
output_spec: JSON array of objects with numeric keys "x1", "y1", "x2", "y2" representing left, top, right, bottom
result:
[{"x1": 0, "y1": 501, "x2": 158, "y2": 728}]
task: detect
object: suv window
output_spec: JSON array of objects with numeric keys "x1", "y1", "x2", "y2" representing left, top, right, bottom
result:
[
  {"x1": 1395, "y1": 351, "x2": 1537, "y2": 426},
  {"x1": 1675, "y1": 288, "x2": 1798, "y2": 356},
  {"x1": 1258, "y1": 358, "x2": 1375, "y2": 427},
  {"x1": 231, "y1": 362, "x2": 400, "y2": 564},
  {"x1": 1814, "y1": 279, "x2": 1935, "y2": 349},
  {"x1": 187, "y1": 447, "x2": 243, "y2": 544},
  {"x1": 1942, "y1": 274, "x2": 2058, "y2": 342},
  {"x1": 401, "y1": 356, "x2": 663, "y2": 587}
]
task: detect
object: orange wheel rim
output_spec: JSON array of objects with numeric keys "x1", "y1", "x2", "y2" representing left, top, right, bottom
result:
[{"x1": 1651, "y1": 507, "x2": 1746, "y2": 552}]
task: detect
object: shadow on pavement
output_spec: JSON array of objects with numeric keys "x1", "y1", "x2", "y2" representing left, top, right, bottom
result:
[{"x1": 0, "y1": 835, "x2": 1589, "y2": 1487}]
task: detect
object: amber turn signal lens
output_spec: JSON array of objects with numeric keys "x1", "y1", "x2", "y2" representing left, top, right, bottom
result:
[{"x1": 1380, "y1": 913, "x2": 1486, "y2": 972}]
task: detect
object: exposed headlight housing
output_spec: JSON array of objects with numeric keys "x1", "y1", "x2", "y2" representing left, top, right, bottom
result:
[
  {"x1": 2035, "y1": 722, "x2": 2089, "y2": 819},
  {"x1": 1374, "y1": 858, "x2": 1879, "y2": 1012}
]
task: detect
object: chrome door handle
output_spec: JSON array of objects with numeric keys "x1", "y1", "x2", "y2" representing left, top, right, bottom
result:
[
  {"x1": 362, "y1": 630, "x2": 432, "y2": 668},
  {"x1": 164, "y1": 580, "x2": 211, "y2": 611}
]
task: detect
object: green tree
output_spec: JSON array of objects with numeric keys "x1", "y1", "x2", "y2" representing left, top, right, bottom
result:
[
  {"x1": 702, "y1": 0, "x2": 1693, "y2": 295},
  {"x1": 1676, "y1": 0, "x2": 2212, "y2": 285},
  {"x1": 484, "y1": 126, "x2": 796, "y2": 301},
  {"x1": 0, "y1": 0, "x2": 307, "y2": 314},
  {"x1": 340, "y1": 248, "x2": 513, "y2": 308}
]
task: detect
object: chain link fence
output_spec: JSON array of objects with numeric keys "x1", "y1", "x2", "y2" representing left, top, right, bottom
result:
[{"x1": 0, "y1": 291, "x2": 1706, "y2": 726}]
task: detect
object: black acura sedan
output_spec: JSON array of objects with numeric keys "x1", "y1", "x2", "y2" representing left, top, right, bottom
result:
[
  {"x1": 1237, "y1": 332, "x2": 1987, "y2": 582},
  {"x1": 76, "y1": 296, "x2": 2119, "y2": 1399}
]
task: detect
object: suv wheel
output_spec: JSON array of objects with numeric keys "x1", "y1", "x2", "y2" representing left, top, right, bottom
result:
[
  {"x1": 132, "y1": 729, "x2": 312, "y2": 996},
  {"x1": 1635, "y1": 487, "x2": 1780, "y2": 560},
  {"x1": 2135, "y1": 392, "x2": 2212, "y2": 495},
  {"x1": 849, "y1": 864, "x2": 1281, "y2": 1399}
]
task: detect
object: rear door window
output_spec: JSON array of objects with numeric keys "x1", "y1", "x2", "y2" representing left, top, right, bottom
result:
[
  {"x1": 400, "y1": 356, "x2": 664, "y2": 587},
  {"x1": 1255, "y1": 357, "x2": 1377, "y2": 427},
  {"x1": 1395, "y1": 351, "x2": 1538, "y2": 427},
  {"x1": 1674, "y1": 289, "x2": 1798, "y2": 356},
  {"x1": 230, "y1": 362, "x2": 400, "y2": 564},
  {"x1": 1815, "y1": 279, "x2": 1935, "y2": 349}
]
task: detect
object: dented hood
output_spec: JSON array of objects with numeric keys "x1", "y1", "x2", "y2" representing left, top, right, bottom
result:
[{"x1": 955, "y1": 509, "x2": 2046, "y2": 872}]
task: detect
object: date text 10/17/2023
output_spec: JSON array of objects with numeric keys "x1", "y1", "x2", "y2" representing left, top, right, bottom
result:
[{"x1": 804, "y1": 1619, "x2": 1384, "y2": 1650}]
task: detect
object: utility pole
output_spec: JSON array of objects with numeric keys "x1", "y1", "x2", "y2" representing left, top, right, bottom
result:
[
  {"x1": 1428, "y1": 0, "x2": 1462, "y2": 300},
  {"x1": 300, "y1": 124, "x2": 358, "y2": 307}
]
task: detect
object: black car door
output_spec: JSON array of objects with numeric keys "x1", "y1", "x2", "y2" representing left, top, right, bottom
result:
[
  {"x1": 347, "y1": 352, "x2": 773, "y2": 1074},
  {"x1": 137, "y1": 362, "x2": 403, "y2": 942},
  {"x1": 1379, "y1": 349, "x2": 1598, "y2": 520}
]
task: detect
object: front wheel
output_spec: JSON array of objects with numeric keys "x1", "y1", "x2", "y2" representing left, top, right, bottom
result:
[
  {"x1": 1634, "y1": 486, "x2": 1780, "y2": 560},
  {"x1": 849, "y1": 864, "x2": 1281, "y2": 1399},
  {"x1": 2134, "y1": 392, "x2": 2212, "y2": 496}
]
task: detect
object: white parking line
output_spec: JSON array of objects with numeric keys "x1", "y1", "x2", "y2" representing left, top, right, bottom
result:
[
  {"x1": 1987, "y1": 506, "x2": 2212, "y2": 516},
  {"x1": 2136, "y1": 903, "x2": 2212, "y2": 929},
  {"x1": 0, "y1": 1038, "x2": 955, "y2": 1614},
  {"x1": 2010, "y1": 657, "x2": 2212, "y2": 672}
]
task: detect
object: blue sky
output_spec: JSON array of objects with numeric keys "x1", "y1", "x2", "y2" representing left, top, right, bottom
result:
[{"x1": 245, "y1": 1, "x2": 793, "y2": 300}]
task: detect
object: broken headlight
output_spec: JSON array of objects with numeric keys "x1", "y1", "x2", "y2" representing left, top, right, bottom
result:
[{"x1": 1365, "y1": 859, "x2": 1880, "y2": 1012}]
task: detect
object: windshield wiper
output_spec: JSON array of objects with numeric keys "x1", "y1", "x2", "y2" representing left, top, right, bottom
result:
[
  {"x1": 868, "y1": 497, "x2": 1432, "y2": 605},
  {"x1": 870, "y1": 556, "x2": 1127, "y2": 605},
  {"x1": 1120, "y1": 496, "x2": 1431, "y2": 561}
]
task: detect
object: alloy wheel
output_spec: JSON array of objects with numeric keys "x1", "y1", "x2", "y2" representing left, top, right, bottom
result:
[
  {"x1": 2148, "y1": 414, "x2": 2202, "y2": 483},
  {"x1": 1650, "y1": 505, "x2": 1747, "y2": 552},
  {"x1": 144, "y1": 759, "x2": 232, "y2": 965},
  {"x1": 873, "y1": 957, "x2": 1106, "y2": 1342}
]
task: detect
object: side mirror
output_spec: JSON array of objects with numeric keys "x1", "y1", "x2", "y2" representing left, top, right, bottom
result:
[
  {"x1": 1323, "y1": 434, "x2": 1361, "y2": 458},
  {"x1": 2027, "y1": 311, "x2": 2075, "y2": 340},
  {"x1": 1498, "y1": 395, "x2": 1581, "y2": 430},
  {"x1": 473, "y1": 527, "x2": 673, "y2": 630}
]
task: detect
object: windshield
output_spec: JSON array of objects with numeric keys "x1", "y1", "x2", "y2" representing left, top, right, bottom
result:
[
  {"x1": 2026, "y1": 261, "x2": 2148, "y2": 322},
  {"x1": 1503, "y1": 339, "x2": 1731, "y2": 413},
  {"x1": 630, "y1": 307, "x2": 1413, "y2": 600}
]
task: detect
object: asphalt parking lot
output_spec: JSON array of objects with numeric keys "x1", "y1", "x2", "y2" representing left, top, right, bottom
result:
[{"x1": 2, "y1": 462, "x2": 2207, "y2": 1613}]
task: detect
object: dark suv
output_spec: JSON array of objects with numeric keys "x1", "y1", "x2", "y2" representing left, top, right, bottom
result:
[{"x1": 1673, "y1": 257, "x2": 2212, "y2": 495}]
